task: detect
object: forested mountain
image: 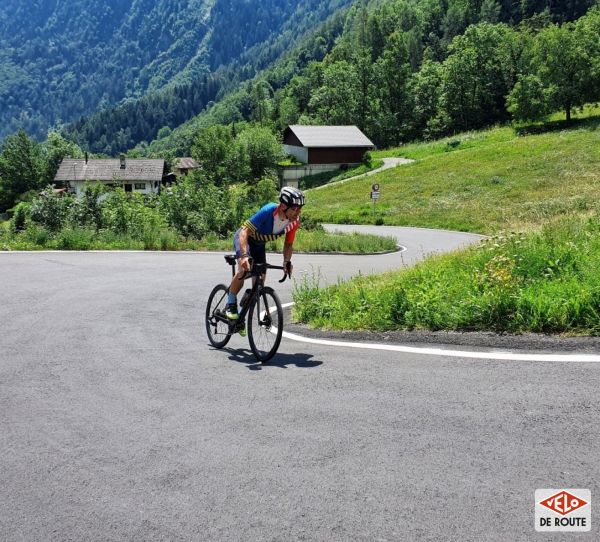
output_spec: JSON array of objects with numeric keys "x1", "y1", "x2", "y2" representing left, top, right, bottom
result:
[
  {"x1": 0, "y1": 0, "x2": 350, "y2": 142},
  {"x1": 140, "y1": 0, "x2": 599, "y2": 155},
  {"x1": 62, "y1": 0, "x2": 352, "y2": 155},
  {"x1": 1, "y1": 0, "x2": 598, "y2": 155}
]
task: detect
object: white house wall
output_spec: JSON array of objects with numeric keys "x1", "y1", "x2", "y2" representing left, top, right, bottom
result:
[
  {"x1": 283, "y1": 144, "x2": 308, "y2": 164},
  {"x1": 71, "y1": 181, "x2": 159, "y2": 198},
  {"x1": 280, "y1": 163, "x2": 354, "y2": 181}
]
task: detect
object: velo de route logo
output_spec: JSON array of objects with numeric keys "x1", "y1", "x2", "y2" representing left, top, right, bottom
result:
[{"x1": 535, "y1": 489, "x2": 591, "y2": 532}]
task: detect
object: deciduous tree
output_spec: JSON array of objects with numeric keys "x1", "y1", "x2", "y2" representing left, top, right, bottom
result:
[
  {"x1": 531, "y1": 17, "x2": 597, "y2": 122},
  {"x1": 0, "y1": 130, "x2": 45, "y2": 211}
]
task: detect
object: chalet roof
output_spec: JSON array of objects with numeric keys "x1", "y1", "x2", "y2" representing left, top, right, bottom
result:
[
  {"x1": 54, "y1": 158, "x2": 165, "y2": 182},
  {"x1": 285, "y1": 125, "x2": 374, "y2": 148},
  {"x1": 175, "y1": 157, "x2": 199, "y2": 169}
]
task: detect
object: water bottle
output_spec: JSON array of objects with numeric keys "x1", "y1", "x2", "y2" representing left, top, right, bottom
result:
[{"x1": 240, "y1": 288, "x2": 252, "y2": 308}]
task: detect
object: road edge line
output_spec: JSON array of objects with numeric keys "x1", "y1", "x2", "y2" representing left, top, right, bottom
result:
[{"x1": 275, "y1": 303, "x2": 600, "y2": 363}]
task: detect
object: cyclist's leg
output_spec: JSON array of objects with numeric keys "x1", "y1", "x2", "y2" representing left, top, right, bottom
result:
[
  {"x1": 249, "y1": 239, "x2": 267, "y2": 287},
  {"x1": 226, "y1": 229, "x2": 247, "y2": 320}
]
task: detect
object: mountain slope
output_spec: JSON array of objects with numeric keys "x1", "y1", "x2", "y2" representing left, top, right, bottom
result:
[
  {"x1": 0, "y1": 0, "x2": 347, "y2": 141},
  {"x1": 64, "y1": 1, "x2": 351, "y2": 155},
  {"x1": 140, "y1": 0, "x2": 598, "y2": 156}
]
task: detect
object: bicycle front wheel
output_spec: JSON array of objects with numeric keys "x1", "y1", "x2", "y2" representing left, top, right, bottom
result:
[
  {"x1": 205, "y1": 284, "x2": 232, "y2": 349},
  {"x1": 247, "y1": 286, "x2": 283, "y2": 362}
]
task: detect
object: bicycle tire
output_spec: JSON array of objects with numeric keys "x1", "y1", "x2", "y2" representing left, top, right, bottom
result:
[
  {"x1": 205, "y1": 284, "x2": 232, "y2": 349},
  {"x1": 247, "y1": 286, "x2": 283, "y2": 362}
]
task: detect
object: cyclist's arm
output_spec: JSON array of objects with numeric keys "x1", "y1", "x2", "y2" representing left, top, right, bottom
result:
[
  {"x1": 238, "y1": 226, "x2": 252, "y2": 272},
  {"x1": 283, "y1": 219, "x2": 299, "y2": 275},
  {"x1": 283, "y1": 241, "x2": 293, "y2": 275}
]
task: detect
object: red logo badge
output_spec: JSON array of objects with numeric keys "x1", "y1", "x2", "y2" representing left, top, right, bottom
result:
[{"x1": 539, "y1": 491, "x2": 588, "y2": 516}]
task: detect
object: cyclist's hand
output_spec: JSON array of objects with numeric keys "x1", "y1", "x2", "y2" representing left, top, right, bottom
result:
[
  {"x1": 284, "y1": 260, "x2": 293, "y2": 277},
  {"x1": 240, "y1": 256, "x2": 251, "y2": 272}
]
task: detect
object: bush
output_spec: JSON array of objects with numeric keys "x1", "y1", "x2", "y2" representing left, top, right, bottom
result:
[
  {"x1": 29, "y1": 187, "x2": 73, "y2": 232},
  {"x1": 160, "y1": 175, "x2": 277, "y2": 240},
  {"x1": 247, "y1": 177, "x2": 278, "y2": 209},
  {"x1": 10, "y1": 202, "x2": 30, "y2": 232},
  {"x1": 55, "y1": 227, "x2": 96, "y2": 250},
  {"x1": 299, "y1": 214, "x2": 324, "y2": 232},
  {"x1": 24, "y1": 224, "x2": 50, "y2": 246},
  {"x1": 103, "y1": 190, "x2": 167, "y2": 241},
  {"x1": 69, "y1": 183, "x2": 105, "y2": 230},
  {"x1": 158, "y1": 229, "x2": 179, "y2": 250}
]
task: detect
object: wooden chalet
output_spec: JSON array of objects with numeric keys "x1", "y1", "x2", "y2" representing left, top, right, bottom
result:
[{"x1": 282, "y1": 125, "x2": 374, "y2": 165}]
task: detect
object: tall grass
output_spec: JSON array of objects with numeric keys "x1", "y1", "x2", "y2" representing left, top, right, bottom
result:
[
  {"x1": 0, "y1": 222, "x2": 396, "y2": 254},
  {"x1": 293, "y1": 214, "x2": 600, "y2": 335},
  {"x1": 267, "y1": 228, "x2": 397, "y2": 254}
]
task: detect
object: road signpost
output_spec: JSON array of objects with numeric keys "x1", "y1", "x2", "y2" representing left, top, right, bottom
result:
[{"x1": 370, "y1": 183, "x2": 380, "y2": 217}]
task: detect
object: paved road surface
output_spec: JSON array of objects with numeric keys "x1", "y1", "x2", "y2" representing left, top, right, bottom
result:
[{"x1": 1, "y1": 227, "x2": 598, "y2": 541}]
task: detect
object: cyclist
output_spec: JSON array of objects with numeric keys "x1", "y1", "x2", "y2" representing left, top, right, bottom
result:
[{"x1": 225, "y1": 186, "x2": 305, "y2": 321}]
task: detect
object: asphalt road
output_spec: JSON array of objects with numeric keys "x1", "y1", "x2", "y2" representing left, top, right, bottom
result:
[{"x1": 1, "y1": 226, "x2": 599, "y2": 541}]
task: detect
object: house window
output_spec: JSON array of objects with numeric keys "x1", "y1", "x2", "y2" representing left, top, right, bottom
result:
[{"x1": 134, "y1": 183, "x2": 146, "y2": 190}]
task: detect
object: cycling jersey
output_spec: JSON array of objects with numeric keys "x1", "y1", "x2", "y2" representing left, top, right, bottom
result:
[{"x1": 241, "y1": 202, "x2": 300, "y2": 244}]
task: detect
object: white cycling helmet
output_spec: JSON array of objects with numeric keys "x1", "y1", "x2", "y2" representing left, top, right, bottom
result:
[{"x1": 279, "y1": 186, "x2": 305, "y2": 207}]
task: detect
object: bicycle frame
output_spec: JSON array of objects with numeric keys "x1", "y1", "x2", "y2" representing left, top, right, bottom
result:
[{"x1": 214, "y1": 257, "x2": 286, "y2": 334}]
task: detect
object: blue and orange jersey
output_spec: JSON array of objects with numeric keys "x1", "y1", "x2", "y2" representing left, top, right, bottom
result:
[{"x1": 241, "y1": 202, "x2": 300, "y2": 244}]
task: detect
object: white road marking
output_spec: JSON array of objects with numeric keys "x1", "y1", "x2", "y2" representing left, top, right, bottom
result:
[{"x1": 275, "y1": 303, "x2": 600, "y2": 363}]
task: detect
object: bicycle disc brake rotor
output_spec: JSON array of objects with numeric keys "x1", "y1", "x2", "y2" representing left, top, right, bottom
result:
[{"x1": 260, "y1": 314, "x2": 272, "y2": 328}]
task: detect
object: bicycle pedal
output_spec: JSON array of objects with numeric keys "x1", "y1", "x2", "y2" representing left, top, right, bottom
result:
[{"x1": 230, "y1": 320, "x2": 246, "y2": 333}]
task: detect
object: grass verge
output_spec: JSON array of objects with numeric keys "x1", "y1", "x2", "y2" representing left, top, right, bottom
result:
[
  {"x1": 294, "y1": 215, "x2": 600, "y2": 335},
  {"x1": 293, "y1": 214, "x2": 600, "y2": 336},
  {"x1": 0, "y1": 224, "x2": 397, "y2": 254}
]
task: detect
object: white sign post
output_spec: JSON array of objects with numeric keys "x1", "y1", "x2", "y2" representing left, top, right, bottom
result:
[{"x1": 370, "y1": 183, "x2": 380, "y2": 218}]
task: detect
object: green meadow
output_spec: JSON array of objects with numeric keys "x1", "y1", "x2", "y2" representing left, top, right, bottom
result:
[{"x1": 304, "y1": 107, "x2": 600, "y2": 234}]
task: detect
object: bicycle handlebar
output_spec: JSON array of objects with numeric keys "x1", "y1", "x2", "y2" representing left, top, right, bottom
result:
[{"x1": 248, "y1": 262, "x2": 288, "y2": 283}]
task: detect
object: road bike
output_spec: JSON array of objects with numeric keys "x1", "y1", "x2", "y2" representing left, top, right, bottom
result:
[{"x1": 205, "y1": 255, "x2": 287, "y2": 362}]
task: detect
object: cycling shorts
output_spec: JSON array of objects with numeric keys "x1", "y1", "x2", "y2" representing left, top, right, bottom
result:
[{"x1": 233, "y1": 228, "x2": 266, "y2": 265}]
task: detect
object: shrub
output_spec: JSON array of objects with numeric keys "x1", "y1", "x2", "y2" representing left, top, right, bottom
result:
[
  {"x1": 69, "y1": 183, "x2": 105, "y2": 230},
  {"x1": 101, "y1": 188, "x2": 130, "y2": 234},
  {"x1": 445, "y1": 140, "x2": 461, "y2": 151},
  {"x1": 29, "y1": 187, "x2": 72, "y2": 232},
  {"x1": 24, "y1": 224, "x2": 50, "y2": 245},
  {"x1": 55, "y1": 227, "x2": 96, "y2": 250},
  {"x1": 299, "y1": 214, "x2": 324, "y2": 232},
  {"x1": 11, "y1": 202, "x2": 30, "y2": 232}
]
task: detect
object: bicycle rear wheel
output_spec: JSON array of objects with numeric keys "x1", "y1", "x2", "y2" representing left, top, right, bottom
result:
[
  {"x1": 247, "y1": 286, "x2": 283, "y2": 362},
  {"x1": 205, "y1": 284, "x2": 232, "y2": 349}
]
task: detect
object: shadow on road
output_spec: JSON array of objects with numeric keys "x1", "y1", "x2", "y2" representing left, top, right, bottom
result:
[{"x1": 223, "y1": 348, "x2": 323, "y2": 370}]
